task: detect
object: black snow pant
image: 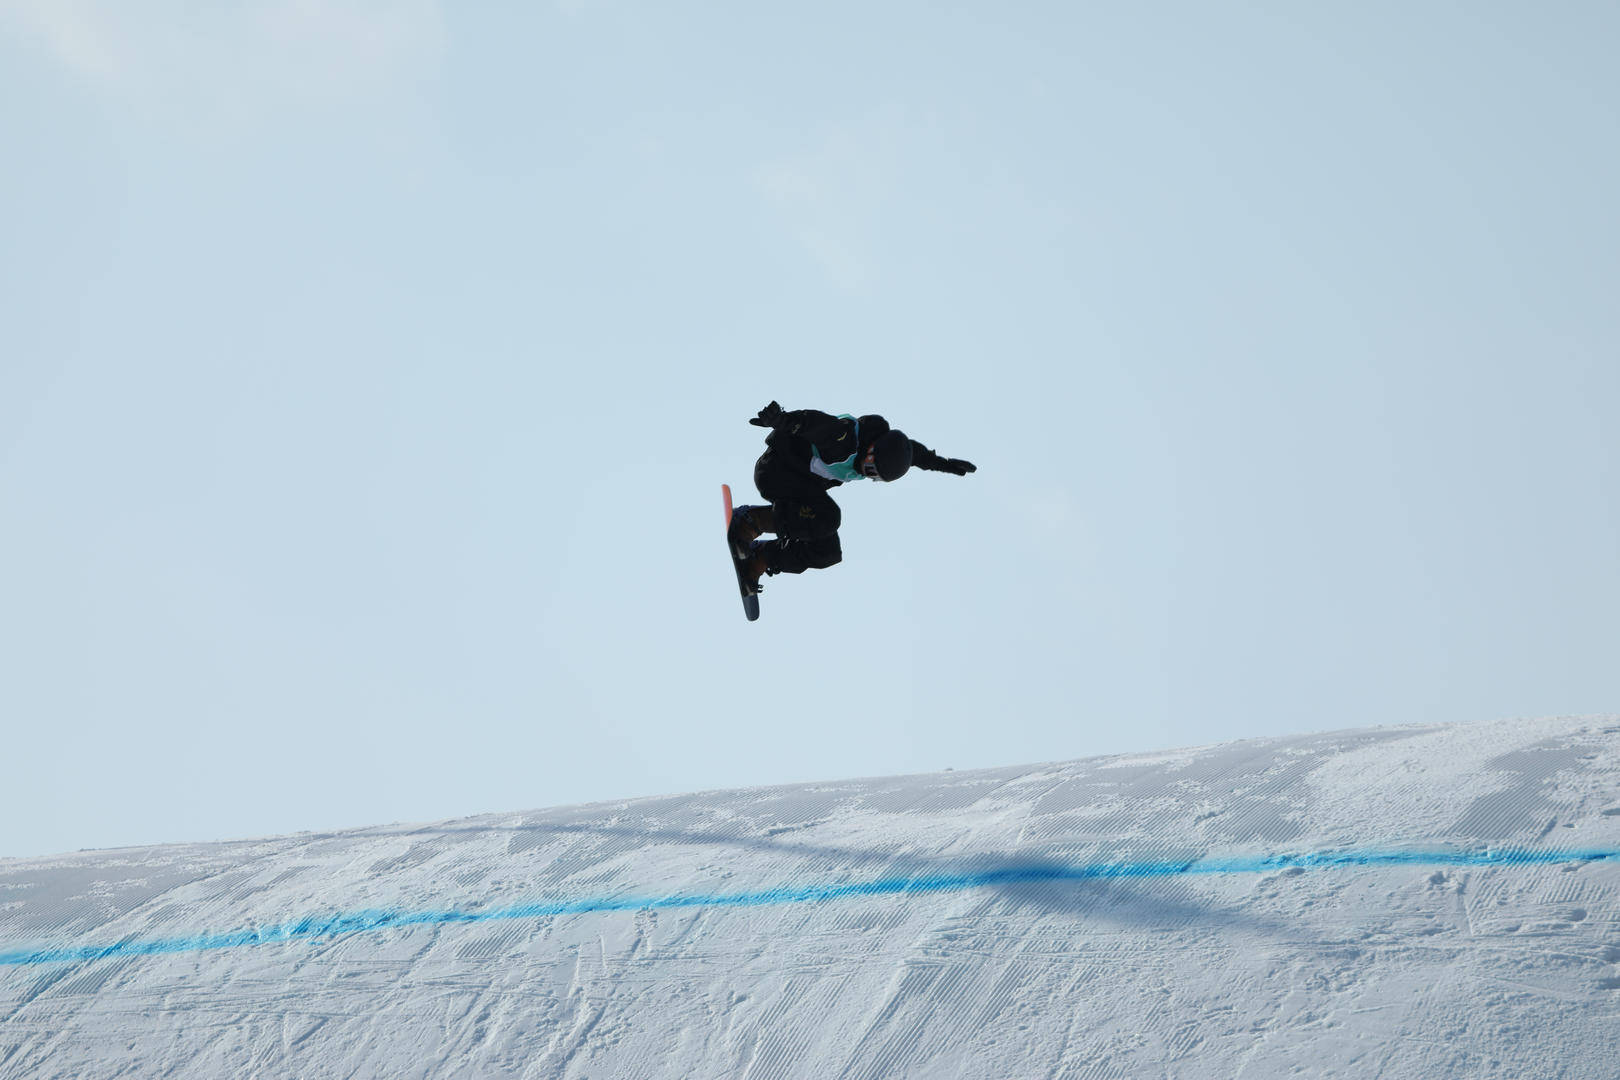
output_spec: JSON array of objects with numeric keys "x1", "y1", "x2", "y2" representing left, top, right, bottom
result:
[{"x1": 752, "y1": 451, "x2": 844, "y2": 575}]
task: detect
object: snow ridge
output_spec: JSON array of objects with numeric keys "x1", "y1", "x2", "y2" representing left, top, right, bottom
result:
[{"x1": 2, "y1": 716, "x2": 1619, "y2": 1079}]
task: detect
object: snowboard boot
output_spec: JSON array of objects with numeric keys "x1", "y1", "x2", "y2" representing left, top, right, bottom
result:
[
  {"x1": 737, "y1": 539, "x2": 771, "y2": 594},
  {"x1": 727, "y1": 504, "x2": 776, "y2": 560}
]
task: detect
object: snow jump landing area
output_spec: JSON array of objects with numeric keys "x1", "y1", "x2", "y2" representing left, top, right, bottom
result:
[{"x1": 3, "y1": 716, "x2": 1619, "y2": 1078}]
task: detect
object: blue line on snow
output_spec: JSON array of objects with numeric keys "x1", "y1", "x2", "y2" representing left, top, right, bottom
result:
[{"x1": 2, "y1": 845, "x2": 1615, "y2": 967}]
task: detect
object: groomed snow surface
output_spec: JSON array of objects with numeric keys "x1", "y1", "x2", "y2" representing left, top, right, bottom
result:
[{"x1": 3, "y1": 716, "x2": 1619, "y2": 1078}]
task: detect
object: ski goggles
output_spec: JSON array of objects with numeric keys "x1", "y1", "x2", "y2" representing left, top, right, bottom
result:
[{"x1": 859, "y1": 445, "x2": 884, "y2": 480}]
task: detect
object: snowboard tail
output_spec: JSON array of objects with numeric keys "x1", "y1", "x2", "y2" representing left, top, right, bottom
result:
[{"x1": 722, "y1": 484, "x2": 761, "y2": 622}]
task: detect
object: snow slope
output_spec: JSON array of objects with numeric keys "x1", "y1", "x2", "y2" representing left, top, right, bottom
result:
[{"x1": 3, "y1": 716, "x2": 1619, "y2": 1079}]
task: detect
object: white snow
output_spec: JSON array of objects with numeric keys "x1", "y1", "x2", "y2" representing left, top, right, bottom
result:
[{"x1": 3, "y1": 715, "x2": 1619, "y2": 1078}]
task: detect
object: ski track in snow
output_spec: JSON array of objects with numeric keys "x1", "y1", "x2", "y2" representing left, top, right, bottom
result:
[{"x1": 2, "y1": 716, "x2": 1619, "y2": 1079}]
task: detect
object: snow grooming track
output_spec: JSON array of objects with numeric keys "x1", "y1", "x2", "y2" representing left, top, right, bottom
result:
[{"x1": 2, "y1": 716, "x2": 1619, "y2": 1079}]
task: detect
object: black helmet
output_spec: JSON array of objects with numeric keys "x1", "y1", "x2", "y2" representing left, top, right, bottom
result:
[{"x1": 860, "y1": 429, "x2": 913, "y2": 482}]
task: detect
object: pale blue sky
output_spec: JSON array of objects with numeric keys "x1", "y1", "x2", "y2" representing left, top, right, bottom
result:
[{"x1": 2, "y1": 2, "x2": 1617, "y2": 858}]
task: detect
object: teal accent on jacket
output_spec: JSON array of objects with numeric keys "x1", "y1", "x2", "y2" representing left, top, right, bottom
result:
[{"x1": 809, "y1": 415, "x2": 868, "y2": 483}]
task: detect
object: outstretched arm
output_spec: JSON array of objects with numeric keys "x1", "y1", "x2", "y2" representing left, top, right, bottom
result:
[{"x1": 910, "y1": 440, "x2": 976, "y2": 476}]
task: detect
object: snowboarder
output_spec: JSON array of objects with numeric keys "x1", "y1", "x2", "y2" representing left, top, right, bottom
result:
[{"x1": 728, "y1": 401, "x2": 977, "y2": 593}]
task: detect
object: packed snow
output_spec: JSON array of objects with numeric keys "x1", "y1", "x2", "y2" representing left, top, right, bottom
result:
[{"x1": 3, "y1": 715, "x2": 1619, "y2": 1078}]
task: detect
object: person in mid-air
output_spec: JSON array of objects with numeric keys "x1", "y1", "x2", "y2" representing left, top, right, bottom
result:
[{"x1": 728, "y1": 401, "x2": 977, "y2": 592}]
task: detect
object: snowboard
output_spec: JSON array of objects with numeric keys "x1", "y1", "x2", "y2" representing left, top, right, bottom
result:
[{"x1": 721, "y1": 484, "x2": 761, "y2": 622}]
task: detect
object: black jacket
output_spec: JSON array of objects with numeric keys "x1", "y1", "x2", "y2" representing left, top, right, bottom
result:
[{"x1": 762, "y1": 409, "x2": 953, "y2": 489}]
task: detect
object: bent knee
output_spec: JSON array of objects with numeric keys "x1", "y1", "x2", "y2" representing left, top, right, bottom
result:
[{"x1": 806, "y1": 535, "x2": 843, "y2": 569}]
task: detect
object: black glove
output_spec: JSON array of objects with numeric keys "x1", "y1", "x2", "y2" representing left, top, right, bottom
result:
[
  {"x1": 749, "y1": 401, "x2": 785, "y2": 429},
  {"x1": 941, "y1": 458, "x2": 976, "y2": 476}
]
